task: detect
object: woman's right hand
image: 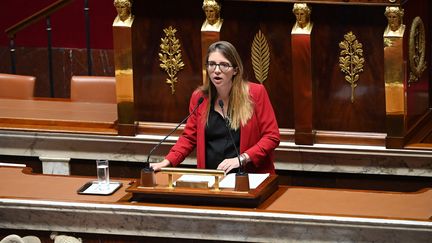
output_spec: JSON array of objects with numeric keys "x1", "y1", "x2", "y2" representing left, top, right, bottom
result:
[{"x1": 150, "y1": 159, "x2": 171, "y2": 171}]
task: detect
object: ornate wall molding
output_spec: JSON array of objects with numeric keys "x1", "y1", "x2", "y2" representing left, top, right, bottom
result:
[
  {"x1": 408, "y1": 16, "x2": 427, "y2": 83},
  {"x1": 251, "y1": 30, "x2": 270, "y2": 84},
  {"x1": 159, "y1": 26, "x2": 185, "y2": 94},
  {"x1": 339, "y1": 31, "x2": 365, "y2": 103}
]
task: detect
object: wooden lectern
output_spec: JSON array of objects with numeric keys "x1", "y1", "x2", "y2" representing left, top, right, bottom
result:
[{"x1": 127, "y1": 168, "x2": 279, "y2": 207}]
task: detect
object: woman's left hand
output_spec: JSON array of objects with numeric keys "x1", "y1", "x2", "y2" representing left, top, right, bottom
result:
[{"x1": 217, "y1": 157, "x2": 240, "y2": 173}]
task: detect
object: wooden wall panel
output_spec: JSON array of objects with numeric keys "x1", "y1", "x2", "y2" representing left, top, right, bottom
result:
[
  {"x1": 313, "y1": 4, "x2": 386, "y2": 133},
  {"x1": 130, "y1": 0, "x2": 430, "y2": 142},
  {"x1": 132, "y1": 1, "x2": 294, "y2": 128},
  {"x1": 403, "y1": 0, "x2": 431, "y2": 129},
  {"x1": 221, "y1": 1, "x2": 294, "y2": 128},
  {"x1": 133, "y1": 0, "x2": 203, "y2": 123}
]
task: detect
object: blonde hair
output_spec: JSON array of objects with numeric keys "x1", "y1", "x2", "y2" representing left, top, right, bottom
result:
[{"x1": 200, "y1": 41, "x2": 253, "y2": 130}]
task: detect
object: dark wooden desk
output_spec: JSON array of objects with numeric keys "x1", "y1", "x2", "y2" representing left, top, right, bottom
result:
[
  {"x1": 0, "y1": 166, "x2": 431, "y2": 242},
  {"x1": 0, "y1": 98, "x2": 117, "y2": 135}
]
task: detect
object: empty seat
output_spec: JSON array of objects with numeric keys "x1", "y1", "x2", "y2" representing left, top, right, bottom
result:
[
  {"x1": 0, "y1": 73, "x2": 35, "y2": 99},
  {"x1": 70, "y1": 76, "x2": 116, "y2": 103}
]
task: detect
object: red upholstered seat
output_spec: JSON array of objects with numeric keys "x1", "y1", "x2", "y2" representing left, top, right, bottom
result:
[
  {"x1": 0, "y1": 73, "x2": 35, "y2": 99},
  {"x1": 70, "y1": 76, "x2": 116, "y2": 103}
]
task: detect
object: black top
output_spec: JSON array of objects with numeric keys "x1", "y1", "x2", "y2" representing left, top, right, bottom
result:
[{"x1": 205, "y1": 106, "x2": 240, "y2": 172}]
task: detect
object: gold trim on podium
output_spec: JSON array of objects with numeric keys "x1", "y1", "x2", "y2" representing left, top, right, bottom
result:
[
  {"x1": 160, "y1": 167, "x2": 225, "y2": 191},
  {"x1": 126, "y1": 169, "x2": 279, "y2": 207}
]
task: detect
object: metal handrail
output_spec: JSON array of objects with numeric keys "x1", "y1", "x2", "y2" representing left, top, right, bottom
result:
[
  {"x1": 5, "y1": 0, "x2": 73, "y2": 38},
  {"x1": 4, "y1": 0, "x2": 94, "y2": 97}
]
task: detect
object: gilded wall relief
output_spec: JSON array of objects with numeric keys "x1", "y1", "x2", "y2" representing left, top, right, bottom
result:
[
  {"x1": 251, "y1": 30, "x2": 270, "y2": 84},
  {"x1": 408, "y1": 16, "x2": 427, "y2": 83},
  {"x1": 339, "y1": 31, "x2": 365, "y2": 103},
  {"x1": 159, "y1": 26, "x2": 185, "y2": 94}
]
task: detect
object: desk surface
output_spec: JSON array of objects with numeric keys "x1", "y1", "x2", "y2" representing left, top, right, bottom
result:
[
  {"x1": 1, "y1": 166, "x2": 431, "y2": 222},
  {"x1": 1, "y1": 166, "x2": 432, "y2": 242},
  {"x1": 0, "y1": 98, "x2": 117, "y2": 134}
]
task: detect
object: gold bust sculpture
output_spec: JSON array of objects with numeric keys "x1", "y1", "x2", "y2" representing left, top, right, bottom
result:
[
  {"x1": 384, "y1": 6, "x2": 405, "y2": 37},
  {"x1": 201, "y1": 0, "x2": 223, "y2": 32},
  {"x1": 292, "y1": 3, "x2": 312, "y2": 34},
  {"x1": 113, "y1": 0, "x2": 134, "y2": 26}
]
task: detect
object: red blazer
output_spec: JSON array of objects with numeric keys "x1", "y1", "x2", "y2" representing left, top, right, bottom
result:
[{"x1": 165, "y1": 82, "x2": 280, "y2": 174}]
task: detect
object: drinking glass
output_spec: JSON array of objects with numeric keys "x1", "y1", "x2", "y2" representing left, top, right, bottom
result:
[{"x1": 96, "y1": 160, "x2": 110, "y2": 191}]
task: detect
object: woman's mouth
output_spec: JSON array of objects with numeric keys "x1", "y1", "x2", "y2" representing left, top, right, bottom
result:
[{"x1": 212, "y1": 76, "x2": 223, "y2": 83}]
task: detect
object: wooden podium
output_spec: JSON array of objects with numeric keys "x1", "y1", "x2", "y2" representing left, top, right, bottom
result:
[{"x1": 126, "y1": 169, "x2": 279, "y2": 208}]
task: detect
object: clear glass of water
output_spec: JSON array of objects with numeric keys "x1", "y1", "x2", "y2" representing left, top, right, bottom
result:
[{"x1": 96, "y1": 160, "x2": 110, "y2": 191}]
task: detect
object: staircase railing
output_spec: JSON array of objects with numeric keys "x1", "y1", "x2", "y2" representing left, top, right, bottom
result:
[{"x1": 5, "y1": 0, "x2": 93, "y2": 97}]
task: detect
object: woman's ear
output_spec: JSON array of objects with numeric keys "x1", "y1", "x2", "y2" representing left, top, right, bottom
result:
[{"x1": 233, "y1": 67, "x2": 239, "y2": 75}]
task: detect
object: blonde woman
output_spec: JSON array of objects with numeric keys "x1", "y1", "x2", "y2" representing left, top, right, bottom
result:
[{"x1": 151, "y1": 41, "x2": 280, "y2": 174}]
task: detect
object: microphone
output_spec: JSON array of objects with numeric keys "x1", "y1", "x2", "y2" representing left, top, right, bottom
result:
[
  {"x1": 218, "y1": 100, "x2": 244, "y2": 174},
  {"x1": 144, "y1": 97, "x2": 204, "y2": 170}
]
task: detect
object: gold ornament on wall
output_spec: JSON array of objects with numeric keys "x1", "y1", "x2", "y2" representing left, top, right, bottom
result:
[
  {"x1": 339, "y1": 31, "x2": 365, "y2": 103},
  {"x1": 251, "y1": 30, "x2": 270, "y2": 83},
  {"x1": 159, "y1": 26, "x2": 185, "y2": 94},
  {"x1": 408, "y1": 16, "x2": 427, "y2": 83}
]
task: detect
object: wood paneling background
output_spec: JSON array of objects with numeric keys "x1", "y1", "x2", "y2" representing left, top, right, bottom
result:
[
  {"x1": 1, "y1": 0, "x2": 429, "y2": 146},
  {"x1": 132, "y1": 1, "x2": 294, "y2": 128},
  {"x1": 312, "y1": 4, "x2": 386, "y2": 133},
  {"x1": 130, "y1": 0, "x2": 430, "y2": 143}
]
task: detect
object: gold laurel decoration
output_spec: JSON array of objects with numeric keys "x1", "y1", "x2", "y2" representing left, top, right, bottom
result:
[
  {"x1": 251, "y1": 30, "x2": 270, "y2": 83},
  {"x1": 339, "y1": 31, "x2": 365, "y2": 103},
  {"x1": 158, "y1": 26, "x2": 185, "y2": 94},
  {"x1": 384, "y1": 38, "x2": 393, "y2": 48},
  {"x1": 408, "y1": 16, "x2": 427, "y2": 83}
]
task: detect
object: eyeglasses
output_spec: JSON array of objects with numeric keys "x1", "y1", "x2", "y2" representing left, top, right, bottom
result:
[{"x1": 206, "y1": 62, "x2": 233, "y2": 73}]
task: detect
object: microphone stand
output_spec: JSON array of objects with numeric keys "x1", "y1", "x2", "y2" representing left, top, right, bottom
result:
[
  {"x1": 140, "y1": 97, "x2": 204, "y2": 187},
  {"x1": 140, "y1": 166, "x2": 156, "y2": 187},
  {"x1": 218, "y1": 100, "x2": 249, "y2": 192},
  {"x1": 141, "y1": 159, "x2": 156, "y2": 188}
]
